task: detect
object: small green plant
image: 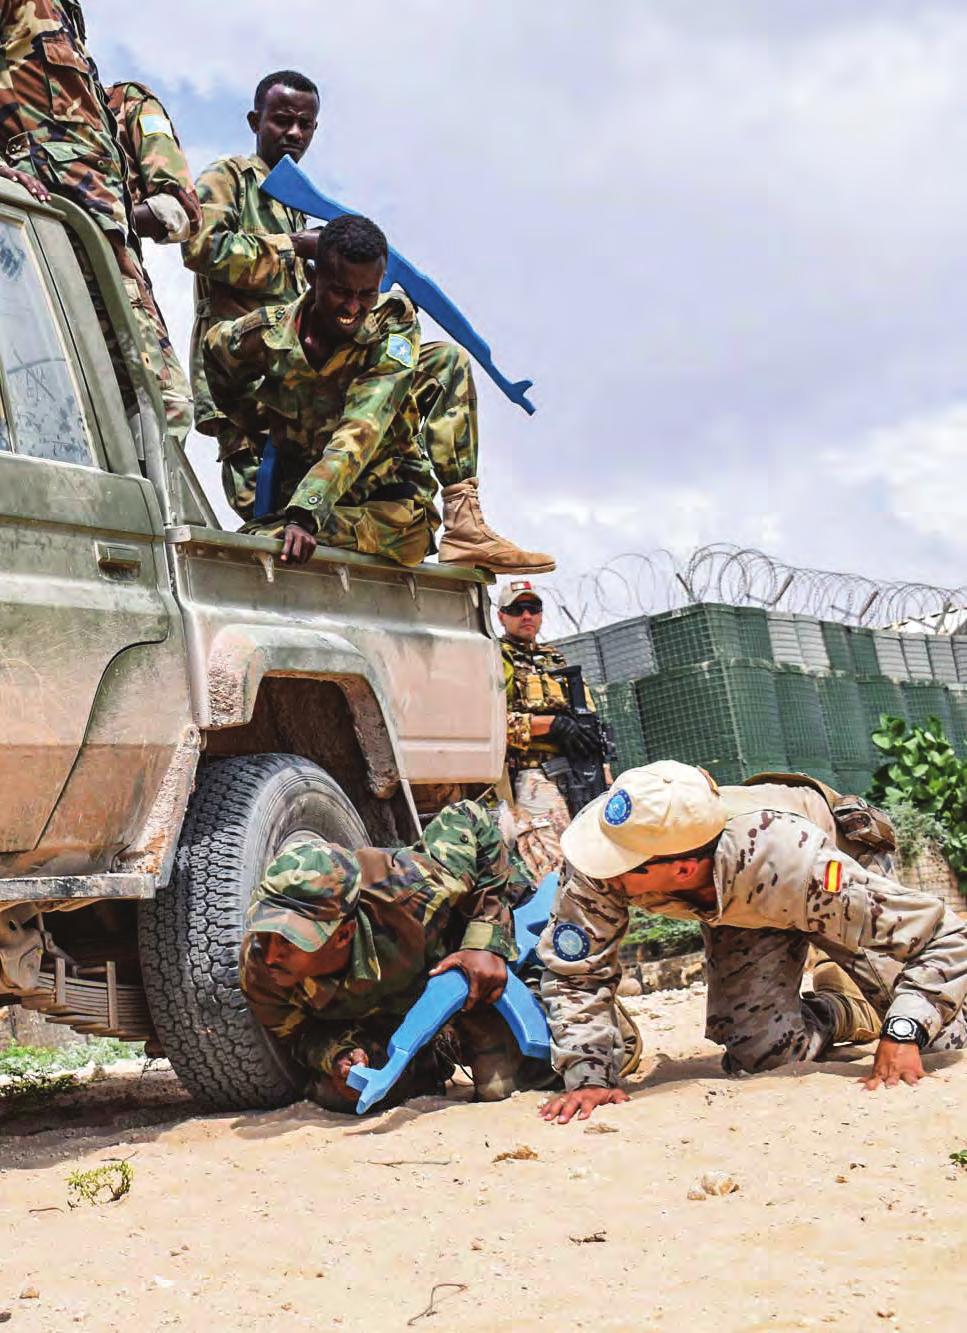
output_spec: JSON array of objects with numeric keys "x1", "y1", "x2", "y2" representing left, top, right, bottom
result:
[
  {"x1": 869, "y1": 715, "x2": 967, "y2": 881},
  {"x1": 67, "y1": 1161, "x2": 133, "y2": 1208},
  {"x1": 949, "y1": 1149, "x2": 967, "y2": 1170},
  {"x1": 0, "y1": 1069, "x2": 75, "y2": 1111},
  {"x1": 880, "y1": 800, "x2": 947, "y2": 865},
  {"x1": 624, "y1": 909, "x2": 702, "y2": 958}
]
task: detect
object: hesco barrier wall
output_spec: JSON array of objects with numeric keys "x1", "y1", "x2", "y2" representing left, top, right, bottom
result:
[{"x1": 557, "y1": 603, "x2": 967, "y2": 795}]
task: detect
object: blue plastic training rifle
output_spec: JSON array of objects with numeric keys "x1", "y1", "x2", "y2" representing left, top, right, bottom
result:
[
  {"x1": 252, "y1": 433, "x2": 277, "y2": 521},
  {"x1": 261, "y1": 155, "x2": 537, "y2": 415},
  {"x1": 346, "y1": 872, "x2": 558, "y2": 1114}
]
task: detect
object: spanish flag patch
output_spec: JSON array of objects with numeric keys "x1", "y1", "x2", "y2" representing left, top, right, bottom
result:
[{"x1": 823, "y1": 860, "x2": 843, "y2": 894}]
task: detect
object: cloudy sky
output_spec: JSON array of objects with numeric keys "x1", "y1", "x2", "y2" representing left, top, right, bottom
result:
[{"x1": 87, "y1": 1, "x2": 967, "y2": 630}]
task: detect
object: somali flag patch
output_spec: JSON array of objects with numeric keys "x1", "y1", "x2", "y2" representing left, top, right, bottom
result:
[
  {"x1": 139, "y1": 113, "x2": 174, "y2": 138},
  {"x1": 385, "y1": 333, "x2": 414, "y2": 368}
]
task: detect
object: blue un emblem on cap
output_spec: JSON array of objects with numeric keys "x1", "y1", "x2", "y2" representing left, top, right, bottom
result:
[
  {"x1": 553, "y1": 922, "x2": 591, "y2": 962},
  {"x1": 604, "y1": 789, "x2": 633, "y2": 826}
]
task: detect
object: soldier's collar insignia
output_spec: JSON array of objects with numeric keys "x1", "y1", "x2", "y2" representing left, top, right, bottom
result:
[
  {"x1": 604, "y1": 789, "x2": 633, "y2": 826},
  {"x1": 552, "y1": 922, "x2": 591, "y2": 962},
  {"x1": 823, "y1": 860, "x2": 843, "y2": 894}
]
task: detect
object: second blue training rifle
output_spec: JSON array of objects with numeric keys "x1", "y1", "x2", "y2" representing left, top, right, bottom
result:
[
  {"x1": 261, "y1": 155, "x2": 537, "y2": 415},
  {"x1": 346, "y1": 872, "x2": 558, "y2": 1114}
]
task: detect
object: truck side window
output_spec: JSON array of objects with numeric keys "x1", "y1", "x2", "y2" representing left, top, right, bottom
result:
[{"x1": 0, "y1": 217, "x2": 95, "y2": 467}]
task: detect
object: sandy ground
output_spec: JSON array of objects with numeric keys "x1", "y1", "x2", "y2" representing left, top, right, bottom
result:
[{"x1": 1, "y1": 983, "x2": 965, "y2": 1333}]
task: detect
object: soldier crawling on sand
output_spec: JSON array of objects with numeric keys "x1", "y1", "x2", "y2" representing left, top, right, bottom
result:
[{"x1": 537, "y1": 761, "x2": 967, "y2": 1124}]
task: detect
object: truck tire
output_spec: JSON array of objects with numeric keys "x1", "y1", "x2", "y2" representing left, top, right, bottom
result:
[{"x1": 138, "y1": 753, "x2": 368, "y2": 1110}]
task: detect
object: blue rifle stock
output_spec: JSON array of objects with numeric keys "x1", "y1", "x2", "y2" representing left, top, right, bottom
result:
[
  {"x1": 347, "y1": 873, "x2": 559, "y2": 1114},
  {"x1": 252, "y1": 434, "x2": 277, "y2": 521},
  {"x1": 261, "y1": 155, "x2": 537, "y2": 415}
]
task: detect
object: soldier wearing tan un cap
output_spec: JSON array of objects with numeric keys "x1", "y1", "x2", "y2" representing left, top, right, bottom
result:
[{"x1": 537, "y1": 761, "x2": 967, "y2": 1124}]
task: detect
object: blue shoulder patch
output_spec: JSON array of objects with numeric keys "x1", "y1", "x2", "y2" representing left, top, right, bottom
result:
[
  {"x1": 385, "y1": 333, "x2": 414, "y2": 368},
  {"x1": 552, "y1": 921, "x2": 591, "y2": 962}
]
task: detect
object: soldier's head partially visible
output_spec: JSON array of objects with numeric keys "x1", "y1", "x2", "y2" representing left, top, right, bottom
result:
[
  {"x1": 249, "y1": 69, "x2": 320, "y2": 167},
  {"x1": 561, "y1": 761, "x2": 727, "y2": 894},
  {"x1": 246, "y1": 839, "x2": 361, "y2": 986},
  {"x1": 311, "y1": 214, "x2": 388, "y2": 343},
  {"x1": 497, "y1": 581, "x2": 543, "y2": 642}
]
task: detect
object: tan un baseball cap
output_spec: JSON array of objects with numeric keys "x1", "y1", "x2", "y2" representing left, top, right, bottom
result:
[
  {"x1": 560, "y1": 761, "x2": 728, "y2": 879},
  {"x1": 497, "y1": 580, "x2": 543, "y2": 610}
]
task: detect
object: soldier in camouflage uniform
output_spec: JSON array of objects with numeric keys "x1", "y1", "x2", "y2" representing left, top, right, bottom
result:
[
  {"x1": 204, "y1": 214, "x2": 441, "y2": 566},
  {"x1": 239, "y1": 799, "x2": 554, "y2": 1111},
  {"x1": 182, "y1": 68, "x2": 319, "y2": 506},
  {"x1": 538, "y1": 761, "x2": 967, "y2": 1124},
  {"x1": 496, "y1": 581, "x2": 599, "y2": 880},
  {"x1": 0, "y1": 1, "x2": 191, "y2": 442}
]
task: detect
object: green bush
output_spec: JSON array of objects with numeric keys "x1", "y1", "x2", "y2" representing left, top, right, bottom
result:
[
  {"x1": 623, "y1": 908, "x2": 702, "y2": 958},
  {"x1": 870, "y1": 714, "x2": 967, "y2": 881},
  {"x1": 0, "y1": 1038, "x2": 141, "y2": 1077}
]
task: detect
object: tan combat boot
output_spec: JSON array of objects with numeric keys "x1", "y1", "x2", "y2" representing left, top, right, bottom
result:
[
  {"x1": 813, "y1": 960, "x2": 882, "y2": 1043},
  {"x1": 437, "y1": 477, "x2": 556, "y2": 574}
]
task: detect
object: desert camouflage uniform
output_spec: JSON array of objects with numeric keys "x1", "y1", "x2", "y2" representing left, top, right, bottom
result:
[
  {"x1": 240, "y1": 800, "x2": 549, "y2": 1109},
  {"x1": 204, "y1": 287, "x2": 441, "y2": 565},
  {"x1": 106, "y1": 79, "x2": 193, "y2": 442},
  {"x1": 539, "y1": 808, "x2": 967, "y2": 1089},
  {"x1": 501, "y1": 634, "x2": 597, "y2": 881},
  {"x1": 181, "y1": 152, "x2": 307, "y2": 501},
  {"x1": 0, "y1": 2, "x2": 189, "y2": 441}
]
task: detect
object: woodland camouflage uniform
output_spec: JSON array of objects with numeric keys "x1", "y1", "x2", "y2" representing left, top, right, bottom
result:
[
  {"x1": 0, "y1": 1, "x2": 190, "y2": 440},
  {"x1": 539, "y1": 805, "x2": 967, "y2": 1089},
  {"x1": 181, "y1": 151, "x2": 307, "y2": 490},
  {"x1": 240, "y1": 800, "x2": 551, "y2": 1110},
  {"x1": 106, "y1": 78, "x2": 193, "y2": 441},
  {"x1": 106, "y1": 79, "x2": 193, "y2": 206},
  {"x1": 204, "y1": 287, "x2": 441, "y2": 565}
]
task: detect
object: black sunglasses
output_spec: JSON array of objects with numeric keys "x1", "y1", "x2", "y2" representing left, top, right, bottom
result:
[{"x1": 505, "y1": 601, "x2": 543, "y2": 615}]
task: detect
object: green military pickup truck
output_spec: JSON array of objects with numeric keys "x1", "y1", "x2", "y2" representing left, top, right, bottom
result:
[{"x1": 0, "y1": 180, "x2": 505, "y2": 1108}]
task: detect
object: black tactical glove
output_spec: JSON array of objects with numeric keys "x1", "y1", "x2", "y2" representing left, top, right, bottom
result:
[{"x1": 548, "y1": 714, "x2": 597, "y2": 759}]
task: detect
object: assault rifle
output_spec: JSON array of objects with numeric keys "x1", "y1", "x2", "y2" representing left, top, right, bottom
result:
[{"x1": 543, "y1": 664, "x2": 616, "y2": 817}]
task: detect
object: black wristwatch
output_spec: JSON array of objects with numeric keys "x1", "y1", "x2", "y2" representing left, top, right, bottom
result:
[{"x1": 880, "y1": 1015, "x2": 928, "y2": 1048}]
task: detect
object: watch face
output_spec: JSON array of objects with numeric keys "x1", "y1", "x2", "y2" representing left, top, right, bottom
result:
[{"x1": 886, "y1": 1016, "x2": 917, "y2": 1041}]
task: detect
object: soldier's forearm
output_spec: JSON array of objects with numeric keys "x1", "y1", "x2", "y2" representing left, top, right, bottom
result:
[{"x1": 198, "y1": 230, "x2": 296, "y2": 288}]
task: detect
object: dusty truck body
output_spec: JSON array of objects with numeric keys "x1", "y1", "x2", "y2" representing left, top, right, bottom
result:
[{"x1": 0, "y1": 180, "x2": 504, "y2": 1106}]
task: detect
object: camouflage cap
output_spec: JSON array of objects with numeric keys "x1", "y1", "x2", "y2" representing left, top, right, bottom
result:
[{"x1": 245, "y1": 839, "x2": 362, "y2": 951}]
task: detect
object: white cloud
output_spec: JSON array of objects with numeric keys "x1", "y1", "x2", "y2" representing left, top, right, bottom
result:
[
  {"x1": 824, "y1": 403, "x2": 967, "y2": 542},
  {"x1": 78, "y1": 2, "x2": 967, "y2": 613}
]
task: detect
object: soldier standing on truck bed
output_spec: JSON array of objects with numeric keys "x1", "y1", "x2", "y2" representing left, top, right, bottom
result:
[
  {"x1": 239, "y1": 799, "x2": 555, "y2": 1111},
  {"x1": 537, "y1": 761, "x2": 967, "y2": 1124},
  {"x1": 0, "y1": 0, "x2": 192, "y2": 443},
  {"x1": 497, "y1": 581, "x2": 603, "y2": 880}
]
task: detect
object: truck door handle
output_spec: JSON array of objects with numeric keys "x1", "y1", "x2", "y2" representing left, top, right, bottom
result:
[{"x1": 95, "y1": 541, "x2": 142, "y2": 575}]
